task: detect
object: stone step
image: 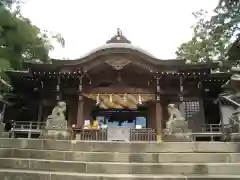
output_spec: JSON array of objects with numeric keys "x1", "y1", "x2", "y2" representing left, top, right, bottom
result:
[
  {"x1": 1, "y1": 138, "x2": 240, "y2": 153},
  {"x1": 1, "y1": 158, "x2": 240, "y2": 175},
  {"x1": 2, "y1": 148, "x2": 240, "y2": 163},
  {"x1": 1, "y1": 169, "x2": 240, "y2": 180}
]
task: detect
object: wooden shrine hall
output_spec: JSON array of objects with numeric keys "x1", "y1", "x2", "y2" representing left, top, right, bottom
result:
[{"x1": 4, "y1": 29, "x2": 230, "y2": 134}]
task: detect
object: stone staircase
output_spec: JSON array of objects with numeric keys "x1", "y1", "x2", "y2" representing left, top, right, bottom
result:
[{"x1": 1, "y1": 139, "x2": 240, "y2": 179}]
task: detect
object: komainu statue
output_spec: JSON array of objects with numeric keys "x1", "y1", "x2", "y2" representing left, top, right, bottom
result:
[
  {"x1": 47, "y1": 101, "x2": 67, "y2": 122},
  {"x1": 167, "y1": 104, "x2": 185, "y2": 122},
  {"x1": 42, "y1": 101, "x2": 69, "y2": 140},
  {"x1": 45, "y1": 101, "x2": 67, "y2": 129},
  {"x1": 164, "y1": 103, "x2": 191, "y2": 142}
]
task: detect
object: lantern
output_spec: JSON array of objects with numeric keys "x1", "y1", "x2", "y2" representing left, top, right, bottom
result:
[
  {"x1": 123, "y1": 94, "x2": 127, "y2": 102},
  {"x1": 138, "y1": 94, "x2": 142, "y2": 105},
  {"x1": 109, "y1": 94, "x2": 113, "y2": 102},
  {"x1": 96, "y1": 94, "x2": 100, "y2": 105}
]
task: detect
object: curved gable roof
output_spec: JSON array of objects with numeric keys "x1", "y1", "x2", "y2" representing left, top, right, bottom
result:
[
  {"x1": 52, "y1": 43, "x2": 162, "y2": 66},
  {"x1": 77, "y1": 43, "x2": 158, "y2": 60},
  {"x1": 52, "y1": 28, "x2": 161, "y2": 65},
  {"x1": 22, "y1": 29, "x2": 218, "y2": 71}
]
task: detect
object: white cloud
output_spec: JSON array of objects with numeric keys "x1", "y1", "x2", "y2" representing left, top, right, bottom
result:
[{"x1": 21, "y1": 0, "x2": 218, "y2": 59}]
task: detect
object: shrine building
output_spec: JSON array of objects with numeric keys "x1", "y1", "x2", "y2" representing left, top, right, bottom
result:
[{"x1": 4, "y1": 29, "x2": 231, "y2": 133}]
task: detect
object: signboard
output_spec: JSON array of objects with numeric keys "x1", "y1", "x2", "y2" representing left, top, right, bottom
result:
[{"x1": 107, "y1": 126, "x2": 130, "y2": 142}]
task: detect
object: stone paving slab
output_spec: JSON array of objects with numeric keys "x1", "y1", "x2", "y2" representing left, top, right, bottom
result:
[
  {"x1": 1, "y1": 148, "x2": 240, "y2": 163},
  {"x1": 1, "y1": 138, "x2": 240, "y2": 153},
  {"x1": 1, "y1": 158, "x2": 240, "y2": 175},
  {"x1": 1, "y1": 169, "x2": 240, "y2": 180}
]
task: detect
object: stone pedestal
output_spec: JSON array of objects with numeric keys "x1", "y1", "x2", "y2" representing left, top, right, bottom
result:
[
  {"x1": 41, "y1": 129, "x2": 71, "y2": 140},
  {"x1": 0, "y1": 122, "x2": 5, "y2": 137},
  {"x1": 41, "y1": 119, "x2": 71, "y2": 140},
  {"x1": 46, "y1": 118, "x2": 68, "y2": 129},
  {"x1": 164, "y1": 119, "x2": 192, "y2": 142}
]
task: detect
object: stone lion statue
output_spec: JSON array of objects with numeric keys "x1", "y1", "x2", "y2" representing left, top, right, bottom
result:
[
  {"x1": 43, "y1": 101, "x2": 68, "y2": 139},
  {"x1": 47, "y1": 101, "x2": 67, "y2": 121},
  {"x1": 166, "y1": 103, "x2": 188, "y2": 135},
  {"x1": 167, "y1": 104, "x2": 185, "y2": 121},
  {"x1": 165, "y1": 104, "x2": 191, "y2": 141}
]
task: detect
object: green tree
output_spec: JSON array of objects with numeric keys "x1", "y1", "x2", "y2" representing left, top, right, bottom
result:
[
  {"x1": 176, "y1": 0, "x2": 240, "y2": 69},
  {"x1": 228, "y1": 35, "x2": 240, "y2": 61},
  {"x1": 218, "y1": 0, "x2": 240, "y2": 11},
  {"x1": 0, "y1": 0, "x2": 65, "y2": 71},
  {"x1": 176, "y1": 10, "x2": 216, "y2": 63},
  {"x1": 216, "y1": 0, "x2": 240, "y2": 62}
]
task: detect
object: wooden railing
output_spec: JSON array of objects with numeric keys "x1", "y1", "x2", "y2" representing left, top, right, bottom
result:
[
  {"x1": 9, "y1": 121, "x2": 234, "y2": 141},
  {"x1": 72, "y1": 128, "x2": 157, "y2": 141},
  {"x1": 13, "y1": 121, "x2": 46, "y2": 129},
  {"x1": 10, "y1": 121, "x2": 45, "y2": 138},
  {"x1": 130, "y1": 128, "x2": 156, "y2": 141},
  {"x1": 10, "y1": 121, "x2": 157, "y2": 141},
  {"x1": 73, "y1": 129, "x2": 108, "y2": 141},
  {"x1": 192, "y1": 124, "x2": 225, "y2": 141}
]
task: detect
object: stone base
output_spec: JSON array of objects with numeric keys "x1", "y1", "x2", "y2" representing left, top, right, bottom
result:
[
  {"x1": 45, "y1": 119, "x2": 68, "y2": 129},
  {"x1": 230, "y1": 134, "x2": 240, "y2": 142},
  {"x1": 40, "y1": 130, "x2": 71, "y2": 140},
  {"x1": 164, "y1": 119, "x2": 192, "y2": 142},
  {"x1": 2, "y1": 132, "x2": 9, "y2": 138},
  {"x1": 164, "y1": 132, "x2": 192, "y2": 142},
  {"x1": 0, "y1": 123, "x2": 5, "y2": 137},
  {"x1": 166, "y1": 119, "x2": 188, "y2": 132}
]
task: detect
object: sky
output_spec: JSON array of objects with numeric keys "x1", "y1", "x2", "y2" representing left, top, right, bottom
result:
[{"x1": 21, "y1": 0, "x2": 219, "y2": 60}]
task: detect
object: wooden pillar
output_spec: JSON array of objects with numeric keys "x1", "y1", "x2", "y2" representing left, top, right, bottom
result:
[
  {"x1": 76, "y1": 95, "x2": 84, "y2": 127},
  {"x1": 37, "y1": 100, "x2": 43, "y2": 122},
  {"x1": 76, "y1": 75, "x2": 84, "y2": 127},
  {"x1": 156, "y1": 74, "x2": 163, "y2": 142},
  {"x1": 37, "y1": 81, "x2": 44, "y2": 122},
  {"x1": 155, "y1": 98, "x2": 162, "y2": 138}
]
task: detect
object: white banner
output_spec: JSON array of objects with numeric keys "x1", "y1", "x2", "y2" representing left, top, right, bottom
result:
[{"x1": 107, "y1": 126, "x2": 130, "y2": 142}]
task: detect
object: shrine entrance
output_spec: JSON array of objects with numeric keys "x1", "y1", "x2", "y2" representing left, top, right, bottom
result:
[
  {"x1": 83, "y1": 93, "x2": 153, "y2": 129},
  {"x1": 92, "y1": 106, "x2": 148, "y2": 128}
]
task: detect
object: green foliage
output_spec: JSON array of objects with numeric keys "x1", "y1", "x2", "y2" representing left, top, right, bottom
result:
[
  {"x1": 176, "y1": 1, "x2": 240, "y2": 69},
  {"x1": 0, "y1": 57, "x2": 10, "y2": 79},
  {"x1": 0, "y1": 0, "x2": 16, "y2": 7},
  {"x1": 0, "y1": 0, "x2": 65, "y2": 70},
  {"x1": 228, "y1": 35, "x2": 240, "y2": 61},
  {"x1": 217, "y1": 0, "x2": 240, "y2": 11}
]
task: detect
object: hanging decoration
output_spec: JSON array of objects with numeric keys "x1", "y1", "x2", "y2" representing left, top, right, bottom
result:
[
  {"x1": 105, "y1": 58, "x2": 131, "y2": 70},
  {"x1": 83, "y1": 93, "x2": 154, "y2": 109},
  {"x1": 56, "y1": 76, "x2": 61, "y2": 100},
  {"x1": 179, "y1": 76, "x2": 184, "y2": 102}
]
